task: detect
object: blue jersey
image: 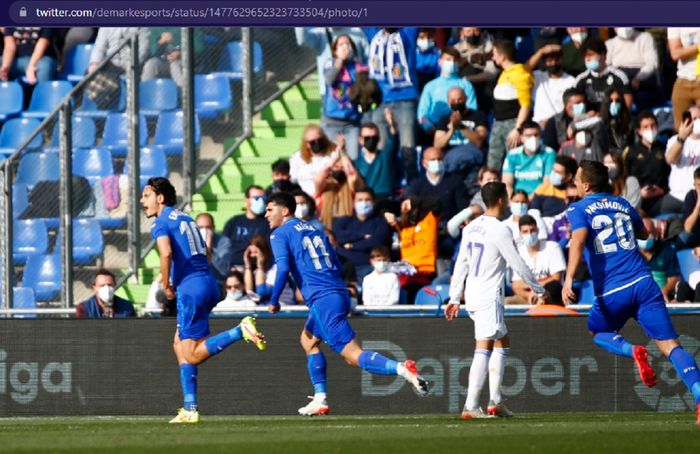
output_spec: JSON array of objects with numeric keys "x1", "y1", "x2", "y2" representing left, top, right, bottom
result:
[
  {"x1": 567, "y1": 193, "x2": 650, "y2": 295},
  {"x1": 270, "y1": 218, "x2": 347, "y2": 304},
  {"x1": 150, "y1": 206, "x2": 211, "y2": 287}
]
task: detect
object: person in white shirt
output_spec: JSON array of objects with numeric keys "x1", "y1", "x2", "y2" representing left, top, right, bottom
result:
[
  {"x1": 510, "y1": 214, "x2": 566, "y2": 305},
  {"x1": 446, "y1": 181, "x2": 549, "y2": 419},
  {"x1": 665, "y1": 106, "x2": 700, "y2": 213},
  {"x1": 605, "y1": 28, "x2": 659, "y2": 111},
  {"x1": 525, "y1": 44, "x2": 575, "y2": 127},
  {"x1": 361, "y1": 246, "x2": 400, "y2": 306},
  {"x1": 214, "y1": 271, "x2": 258, "y2": 310},
  {"x1": 502, "y1": 190, "x2": 549, "y2": 246},
  {"x1": 666, "y1": 28, "x2": 700, "y2": 130},
  {"x1": 289, "y1": 124, "x2": 340, "y2": 197}
]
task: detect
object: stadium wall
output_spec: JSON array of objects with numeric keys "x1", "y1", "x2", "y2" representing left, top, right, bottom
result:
[{"x1": 0, "y1": 317, "x2": 698, "y2": 416}]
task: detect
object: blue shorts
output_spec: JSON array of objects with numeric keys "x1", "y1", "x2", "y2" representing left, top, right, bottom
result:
[
  {"x1": 587, "y1": 275, "x2": 678, "y2": 341},
  {"x1": 176, "y1": 273, "x2": 220, "y2": 341},
  {"x1": 304, "y1": 292, "x2": 356, "y2": 354}
]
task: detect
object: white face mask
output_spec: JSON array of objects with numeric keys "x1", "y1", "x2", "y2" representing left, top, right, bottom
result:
[
  {"x1": 427, "y1": 159, "x2": 445, "y2": 175},
  {"x1": 440, "y1": 59, "x2": 457, "y2": 77},
  {"x1": 227, "y1": 290, "x2": 244, "y2": 301},
  {"x1": 570, "y1": 31, "x2": 587, "y2": 43},
  {"x1": 97, "y1": 285, "x2": 115, "y2": 306},
  {"x1": 417, "y1": 38, "x2": 434, "y2": 52},
  {"x1": 523, "y1": 136, "x2": 540, "y2": 152},
  {"x1": 295, "y1": 203, "x2": 309, "y2": 219},
  {"x1": 199, "y1": 227, "x2": 210, "y2": 243},
  {"x1": 693, "y1": 119, "x2": 700, "y2": 136},
  {"x1": 641, "y1": 128, "x2": 657, "y2": 144},
  {"x1": 250, "y1": 197, "x2": 266, "y2": 215},
  {"x1": 372, "y1": 261, "x2": 389, "y2": 273},
  {"x1": 575, "y1": 130, "x2": 588, "y2": 147},
  {"x1": 523, "y1": 233, "x2": 539, "y2": 247},
  {"x1": 615, "y1": 28, "x2": 635, "y2": 40},
  {"x1": 510, "y1": 202, "x2": 528, "y2": 217}
]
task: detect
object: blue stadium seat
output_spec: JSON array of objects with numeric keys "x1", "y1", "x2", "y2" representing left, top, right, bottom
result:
[
  {"x1": 579, "y1": 279, "x2": 596, "y2": 304},
  {"x1": 194, "y1": 74, "x2": 233, "y2": 119},
  {"x1": 72, "y1": 147, "x2": 114, "y2": 185},
  {"x1": 414, "y1": 285, "x2": 448, "y2": 305},
  {"x1": 213, "y1": 41, "x2": 264, "y2": 80},
  {"x1": 13, "y1": 287, "x2": 37, "y2": 318},
  {"x1": 13, "y1": 183, "x2": 29, "y2": 219},
  {"x1": 129, "y1": 145, "x2": 168, "y2": 188},
  {"x1": 73, "y1": 218, "x2": 104, "y2": 265},
  {"x1": 13, "y1": 219, "x2": 49, "y2": 265},
  {"x1": 101, "y1": 112, "x2": 148, "y2": 157},
  {"x1": 16, "y1": 151, "x2": 60, "y2": 189},
  {"x1": 140, "y1": 78, "x2": 178, "y2": 117},
  {"x1": 22, "y1": 253, "x2": 61, "y2": 301},
  {"x1": 76, "y1": 77, "x2": 126, "y2": 119},
  {"x1": 677, "y1": 249, "x2": 700, "y2": 284},
  {"x1": 0, "y1": 81, "x2": 24, "y2": 122},
  {"x1": 21, "y1": 80, "x2": 73, "y2": 120},
  {"x1": 48, "y1": 116, "x2": 97, "y2": 151},
  {"x1": 0, "y1": 118, "x2": 43, "y2": 158},
  {"x1": 60, "y1": 44, "x2": 94, "y2": 83},
  {"x1": 153, "y1": 110, "x2": 201, "y2": 155}
]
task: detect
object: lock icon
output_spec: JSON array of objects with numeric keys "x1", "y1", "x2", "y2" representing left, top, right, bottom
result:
[{"x1": 19, "y1": 7, "x2": 27, "y2": 17}]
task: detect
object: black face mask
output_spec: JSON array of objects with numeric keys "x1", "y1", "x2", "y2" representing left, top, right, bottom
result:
[
  {"x1": 363, "y1": 136, "x2": 379, "y2": 152},
  {"x1": 450, "y1": 102, "x2": 466, "y2": 112},
  {"x1": 466, "y1": 35, "x2": 480, "y2": 45},
  {"x1": 546, "y1": 63, "x2": 562, "y2": 75},
  {"x1": 385, "y1": 28, "x2": 399, "y2": 34},
  {"x1": 331, "y1": 170, "x2": 347, "y2": 185},
  {"x1": 309, "y1": 139, "x2": 325, "y2": 154}
]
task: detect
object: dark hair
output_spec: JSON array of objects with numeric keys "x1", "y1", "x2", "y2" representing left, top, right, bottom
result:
[
  {"x1": 355, "y1": 186, "x2": 375, "y2": 200},
  {"x1": 478, "y1": 166, "x2": 501, "y2": 181},
  {"x1": 601, "y1": 87, "x2": 631, "y2": 134},
  {"x1": 581, "y1": 37, "x2": 606, "y2": 55},
  {"x1": 694, "y1": 166, "x2": 700, "y2": 181},
  {"x1": 196, "y1": 212, "x2": 214, "y2": 226},
  {"x1": 492, "y1": 39, "x2": 516, "y2": 62},
  {"x1": 147, "y1": 177, "x2": 177, "y2": 206},
  {"x1": 249, "y1": 234, "x2": 273, "y2": 271},
  {"x1": 93, "y1": 268, "x2": 116, "y2": 285},
  {"x1": 271, "y1": 158, "x2": 291, "y2": 175},
  {"x1": 370, "y1": 245, "x2": 391, "y2": 258},
  {"x1": 511, "y1": 189, "x2": 529, "y2": 200},
  {"x1": 481, "y1": 181, "x2": 508, "y2": 208},
  {"x1": 518, "y1": 120, "x2": 541, "y2": 134},
  {"x1": 563, "y1": 87, "x2": 586, "y2": 105},
  {"x1": 331, "y1": 34, "x2": 358, "y2": 58},
  {"x1": 292, "y1": 189, "x2": 317, "y2": 216},
  {"x1": 579, "y1": 160, "x2": 610, "y2": 193},
  {"x1": 635, "y1": 110, "x2": 658, "y2": 130},
  {"x1": 361, "y1": 122, "x2": 380, "y2": 135},
  {"x1": 245, "y1": 184, "x2": 265, "y2": 198},
  {"x1": 441, "y1": 46, "x2": 461, "y2": 62},
  {"x1": 226, "y1": 270, "x2": 244, "y2": 283},
  {"x1": 267, "y1": 191, "x2": 296, "y2": 214},
  {"x1": 555, "y1": 155, "x2": 578, "y2": 177},
  {"x1": 518, "y1": 214, "x2": 537, "y2": 229}
]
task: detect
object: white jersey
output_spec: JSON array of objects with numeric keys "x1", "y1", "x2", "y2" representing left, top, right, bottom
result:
[{"x1": 449, "y1": 215, "x2": 544, "y2": 311}]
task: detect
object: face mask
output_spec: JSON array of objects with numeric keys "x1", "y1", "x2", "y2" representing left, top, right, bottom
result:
[
  {"x1": 523, "y1": 136, "x2": 540, "y2": 153},
  {"x1": 637, "y1": 237, "x2": 655, "y2": 250},
  {"x1": 250, "y1": 197, "x2": 266, "y2": 215},
  {"x1": 295, "y1": 203, "x2": 309, "y2": 219},
  {"x1": 440, "y1": 60, "x2": 457, "y2": 78},
  {"x1": 363, "y1": 136, "x2": 379, "y2": 152},
  {"x1": 427, "y1": 159, "x2": 444, "y2": 175},
  {"x1": 523, "y1": 233, "x2": 539, "y2": 247},
  {"x1": 609, "y1": 101, "x2": 621, "y2": 117},
  {"x1": 693, "y1": 119, "x2": 700, "y2": 136},
  {"x1": 465, "y1": 35, "x2": 480, "y2": 45},
  {"x1": 355, "y1": 200, "x2": 374, "y2": 217},
  {"x1": 575, "y1": 130, "x2": 589, "y2": 147},
  {"x1": 450, "y1": 102, "x2": 466, "y2": 112},
  {"x1": 417, "y1": 38, "x2": 434, "y2": 52},
  {"x1": 228, "y1": 290, "x2": 244, "y2": 301},
  {"x1": 510, "y1": 202, "x2": 528, "y2": 217},
  {"x1": 572, "y1": 102, "x2": 586, "y2": 117},
  {"x1": 550, "y1": 171, "x2": 564, "y2": 187},
  {"x1": 570, "y1": 31, "x2": 587, "y2": 43},
  {"x1": 606, "y1": 163, "x2": 619, "y2": 180},
  {"x1": 615, "y1": 28, "x2": 635, "y2": 40},
  {"x1": 373, "y1": 261, "x2": 389, "y2": 273},
  {"x1": 309, "y1": 139, "x2": 325, "y2": 154},
  {"x1": 641, "y1": 128, "x2": 657, "y2": 144},
  {"x1": 198, "y1": 227, "x2": 210, "y2": 243},
  {"x1": 585, "y1": 58, "x2": 600, "y2": 72},
  {"x1": 331, "y1": 170, "x2": 347, "y2": 185},
  {"x1": 546, "y1": 63, "x2": 562, "y2": 75},
  {"x1": 97, "y1": 285, "x2": 115, "y2": 306}
]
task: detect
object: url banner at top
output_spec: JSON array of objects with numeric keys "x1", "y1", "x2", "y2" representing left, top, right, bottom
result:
[{"x1": 8, "y1": 1, "x2": 700, "y2": 26}]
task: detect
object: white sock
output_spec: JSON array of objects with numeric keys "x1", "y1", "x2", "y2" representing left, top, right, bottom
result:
[
  {"x1": 465, "y1": 349, "x2": 491, "y2": 411},
  {"x1": 396, "y1": 362, "x2": 406, "y2": 376},
  {"x1": 314, "y1": 392, "x2": 327, "y2": 404},
  {"x1": 489, "y1": 347, "x2": 509, "y2": 405}
]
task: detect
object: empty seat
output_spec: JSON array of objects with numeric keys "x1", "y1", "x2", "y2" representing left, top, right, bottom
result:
[
  {"x1": 72, "y1": 147, "x2": 114, "y2": 185},
  {"x1": 140, "y1": 78, "x2": 178, "y2": 117},
  {"x1": 21, "y1": 80, "x2": 73, "y2": 120},
  {"x1": 22, "y1": 253, "x2": 61, "y2": 301},
  {"x1": 214, "y1": 41, "x2": 263, "y2": 80},
  {"x1": 60, "y1": 44, "x2": 94, "y2": 83},
  {"x1": 124, "y1": 145, "x2": 168, "y2": 188},
  {"x1": 13, "y1": 287, "x2": 37, "y2": 318},
  {"x1": 12, "y1": 183, "x2": 29, "y2": 219},
  {"x1": 0, "y1": 81, "x2": 24, "y2": 122},
  {"x1": 73, "y1": 218, "x2": 105, "y2": 265},
  {"x1": 76, "y1": 77, "x2": 126, "y2": 119},
  {"x1": 194, "y1": 74, "x2": 232, "y2": 119},
  {"x1": 101, "y1": 112, "x2": 148, "y2": 157},
  {"x1": 153, "y1": 110, "x2": 201, "y2": 155},
  {"x1": 15, "y1": 151, "x2": 60, "y2": 189},
  {"x1": 13, "y1": 219, "x2": 50, "y2": 265},
  {"x1": 0, "y1": 118, "x2": 43, "y2": 158},
  {"x1": 677, "y1": 249, "x2": 700, "y2": 284},
  {"x1": 48, "y1": 116, "x2": 97, "y2": 151}
]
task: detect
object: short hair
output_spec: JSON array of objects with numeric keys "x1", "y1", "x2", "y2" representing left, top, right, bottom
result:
[
  {"x1": 355, "y1": 186, "x2": 375, "y2": 200},
  {"x1": 441, "y1": 46, "x2": 461, "y2": 62},
  {"x1": 196, "y1": 212, "x2": 214, "y2": 225},
  {"x1": 635, "y1": 110, "x2": 658, "y2": 129},
  {"x1": 146, "y1": 177, "x2": 177, "y2": 206},
  {"x1": 492, "y1": 39, "x2": 516, "y2": 62},
  {"x1": 245, "y1": 184, "x2": 265, "y2": 198},
  {"x1": 370, "y1": 245, "x2": 390, "y2": 258},
  {"x1": 694, "y1": 166, "x2": 700, "y2": 180},
  {"x1": 511, "y1": 189, "x2": 529, "y2": 200},
  {"x1": 271, "y1": 158, "x2": 290, "y2": 174},
  {"x1": 360, "y1": 122, "x2": 380, "y2": 134},
  {"x1": 563, "y1": 87, "x2": 586, "y2": 105},
  {"x1": 579, "y1": 160, "x2": 610, "y2": 193},
  {"x1": 267, "y1": 191, "x2": 296, "y2": 214},
  {"x1": 518, "y1": 214, "x2": 537, "y2": 229},
  {"x1": 226, "y1": 270, "x2": 244, "y2": 283},
  {"x1": 518, "y1": 120, "x2": 541, "y2": 134},
  {"x1": 582, "y1": 37, "x2": 607, "y2": 55},
  {"x1": 292, "y1": 189, "x2": 317, "y2": 216},
  {"x1": 481, "y1": 181, "x2": 508, "y2": 208},
  {"x1": 478, "y1": 166, "x2": 501, "y2": 181},
  {"x1": 93, "y1": 268, "x2": 116, "y2": 285},
  {"x1": 555, "y1": 155, "x2": 578, "y2": 177}
]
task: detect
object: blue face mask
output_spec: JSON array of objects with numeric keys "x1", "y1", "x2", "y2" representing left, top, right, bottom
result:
[
  {"x1": 637, "y1": 237, "x2": 655, "y2": 250},
  {"x1": 523, "y1": 233, "x2": 539, "y2": 247},
  {"x1": 355, "y1": 200, "x2": 374, "y2": 217},
  {"x1": 427, "y1": 160, "x2": 445, "y2": 175},
  {"x1": 250, "y1": 196, "x2": 266, "y2": 216},
  {"x1": 440, "y1": 60, "x2": 457, "y2": 78},
  {"x1": 572, "y1": 102, "x2": 586, "y2": 117},
  {"x1": 550, "y1": 171, "x2": 564, "y2": 187},
  {"x1": 609, "y1": 101, "x2": 621, "y2": 117},
  {"x1": 510, "y1": 202, "x2": 528, "y2": 217},
  {"x1": 585, "y1": 58, "x2": 600, "y2": 72}
]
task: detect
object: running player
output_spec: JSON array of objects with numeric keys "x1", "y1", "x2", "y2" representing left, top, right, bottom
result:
[
  {"x1": 264, "y1": 192, "x2": 429, "y2": 416},
  {"x1": 562, "y1": 161, "x2": 700, "y2": 424},
  {"x1": 446, "y1": 181, "x2": 550, "y2": 419},
  {"x1": 141, "y1": 177, "x2": 267, "y2": 424}
]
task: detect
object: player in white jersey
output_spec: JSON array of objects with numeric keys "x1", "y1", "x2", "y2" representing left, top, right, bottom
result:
[{"x1": 446, "y1": 181, "x2": 550, "y2": 419}]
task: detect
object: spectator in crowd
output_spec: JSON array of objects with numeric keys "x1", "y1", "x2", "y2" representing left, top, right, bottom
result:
[
  {"x1": 559, "y1": 108, "x2": 609, "y2": 163},
  {"x1": 667, "y1": 27, "x2": 700, "y2": 130},
  {"x1": 243, "y1": 234, "x2": 294, "y2": 305},
  {"x1": 333, "y1": 187, "x2": 391, "y2": 282},
  {"x1": 502, "y1": 190, "x2": 548, "y2": 246},
  {"x1": 214, "y1": 270, "x2": 258, "y2": 309},
  {"x1": 530, "y1": 154, "x2": 579, "y2": 217},
  {"x1": 1, "y1": 28, "x2": 57, "y2": 84},
  {"x1": 415, "y1": 28, "x2": 441, "y2": 91},
  {"x1": 222, "y1": 185, "x2": 270, "y2": 269},
  {"x1": 454, "y1": 27, "x2": 499, "y2": 111},
  {"x1": 666, "y1": 106, "x2": 700, "y2": 214},
  {"x1": 526, "y1": 44, "x2": 575, "y2": 127},
  {"x1": 292, "y1": 190, "x2": 325, "y2": 232},
  {"x1": 88, "y1": 27, "x2": 150, "y2": 73},
  {"x1": 195, "y1": 212, "x2": 231, "y2": 285},
  {"x1": 561, "y1": 27, "x2": 589, "y2": 76},
  {"x1": 600, "y1": 87, "x2": 633, "y2": 153},
  {"x1": 605, "y1": 27, "x2": 660, "y2": 111},
  {"x1": 365, "y1": 27, "x2": 420, "y2": 181},
  {"x1": 417, "y1": 46, "x2": 478, "y2": 135},
  {"x1": 290, "y1": 124, "x2": 339, "y2": 197},
  {"x1": 548, "y1": 184, "x2": 581, "y2": 250},
  {"x1": 76, "y1": 269, "x2": 136, "y2": 318},
  {"x1": 361, "y1": 245, "x2": 400, "y2": 306},
  {"x1": 542, "y1": 87, "x2": 587, "y2": 151},
  {"x1": 60, "y1": 27, "x2": 97, "y2": 69},
  {"x1": 315, "y1": 145, "x2": 363, "y2": 228},
  {"x1": 604, "y1": 151, "x2": 641, "y2": 209},
  {"x1": 445, "y1": 166, "x2": 498, "y2": 238},
  {"x1": 502, "y1": 120, "x2": 556, "y2": 197},
  {"x1": 264, "y1": 158, "x2": 302, "y2": 199},
  {"x1": 141, "y1": 28, "x2": 204, "y2": 87},
  {"x1": 144, "y1": 271, "x2": 176, "y2": 316},
  {"x1": 509, "y1": 214, "x2": 566, "y2": 305},
  {"x1": 354, "y1": 110, "x2": 397, "y2": 200},
  {"x1": 468, "y1": 166, "x2": 501, "y2": 210},
  {"x1": 679, "y1": 166, "x2": 700, "y2": 250},
  {"x1": 573, "y1": 37, "x2": 632, "y2": 112},
  {"x1": 322, "y1": 34, "x2": 365, "y2": 160},
  {"x1": 488, "y1": 39, "x2": 534, "y2": 171},
  {"x1": 637, "y1": 214, "x2": 680, "y2": 304},
  {"x1": 624, "y1": 111, "x2": 672, "y2": 217}
]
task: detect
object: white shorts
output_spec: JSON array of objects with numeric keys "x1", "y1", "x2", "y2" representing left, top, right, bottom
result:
[{"x1": 469, "y1": 303, "x2": 507, "y2": 340}]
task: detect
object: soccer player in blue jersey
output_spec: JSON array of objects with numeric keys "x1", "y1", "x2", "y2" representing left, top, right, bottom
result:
[
  {"x1": 562, "y1": 161, "x2": 700, "y2": 424},
  {"x1": 141, "y1": 177, "x2": 267, "y2": 424},
  {"x1": 264, "y1": 192, "x2": 429, "y2": 416}
]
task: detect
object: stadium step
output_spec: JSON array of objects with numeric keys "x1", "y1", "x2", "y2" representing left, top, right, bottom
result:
[{"x1": 261, "y1": 99, "x2": 321, "y2": 121}]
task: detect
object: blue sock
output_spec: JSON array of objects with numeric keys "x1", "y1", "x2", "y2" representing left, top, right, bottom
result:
[
  {"x1": 204, "y1": 326, "x2": 243, "y2": 357},
  {"x1": 593, "y1": 332, "x2": 634, "y2": 358},
  {"x1": 358, "y1": 351, "x2": 399, "y2": 376},
  {"x1": 179, "y1": 363, "x2": 198, "y2": 411},
  {"x1": 669, "y1": 346, "x2": 700, "y2": 404},
  {"x1": 307, "y1": 352, "x2": 327, "y2": 394}
]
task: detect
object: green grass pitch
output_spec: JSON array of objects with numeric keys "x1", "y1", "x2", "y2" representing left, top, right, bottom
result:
[{"x1": 0, "y1": 413, "x2": 697, "y2": 453}]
